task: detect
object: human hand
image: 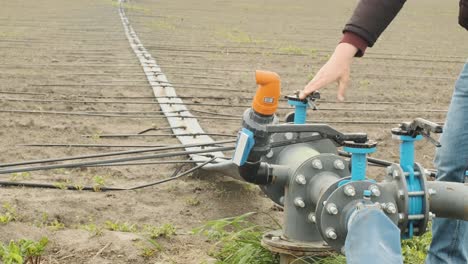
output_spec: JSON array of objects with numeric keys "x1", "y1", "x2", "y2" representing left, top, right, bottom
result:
[{"x1": 300, "y1": 43, "x2": 358, "y2": 101}]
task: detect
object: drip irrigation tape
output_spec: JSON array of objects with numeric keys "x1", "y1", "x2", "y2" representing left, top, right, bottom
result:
[
  {"x1": 0, "y1": 146, "x2": 233, "y2": 175},
  {"x1": 0, "y1": 158, "x2": 216, "y2": 191},
  {"x1": 1, "y1": 140, "x2": 236, "y2": 168}
]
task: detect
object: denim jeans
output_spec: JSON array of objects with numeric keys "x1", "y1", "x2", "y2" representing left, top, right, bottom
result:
[{"x1": 426, "y1": 63, "x2": 468, "y2": 264}]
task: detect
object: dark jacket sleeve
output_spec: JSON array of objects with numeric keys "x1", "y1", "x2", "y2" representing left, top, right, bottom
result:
[
  {"x1": 460, "y1": 0, "x2": 468, "y2": 30},
  {"x1": 343, "y1": 0, "x2": 407, "y2": 47}
]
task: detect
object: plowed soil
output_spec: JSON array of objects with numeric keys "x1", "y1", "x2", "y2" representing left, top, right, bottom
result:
[{"x1": 0, "y1": 0, "x2": 467, "y2": 263}]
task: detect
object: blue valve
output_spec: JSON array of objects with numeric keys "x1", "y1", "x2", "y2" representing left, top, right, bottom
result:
[
  {"x1": 343, "y1": 143, "x2": 377, "y2": 182},
  {"x1": 287, "y1": 98, "x2": 308, "y2": 124},
  {"x1": 285, "y1": 92, "x2": 320, "y2": 124}
]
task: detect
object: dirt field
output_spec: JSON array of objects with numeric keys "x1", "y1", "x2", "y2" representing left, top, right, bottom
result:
[{"x1": 0, "y1": 0, "x2": 467, "y2": 263}]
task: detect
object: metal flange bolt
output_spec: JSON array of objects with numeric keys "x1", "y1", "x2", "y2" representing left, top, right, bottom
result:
[
  {"x1": 312, "y1": 159, "x2": 323, "y2": 170},
  {"x1": 333, "y1": 159, "x2": 345, "y2": 170},
  {"x1": 344, "y1": 185, "x2": 356, "y2": 197},
  {"x1": 284, "y1": 132, "x2": 294, "y2": 140},
  {"x1": 295, "y1": 174, "x2": 306, "y2": 185},
  {"x1": 369, "y1": 185, "x2": 381, "y2": 197},
  {"x1": 294, "y1": 197, "x2": 306, "y2": 208},
  {"x1": 308, "y1": 213, "x2": 316, "y2": 223},
  {"x1": 326, "y1": 203, "x2": 339, "y2": 215},
  {"x1": 325, "y1": 228, "x2": 338, "y2": 240},
  {"x1": 265, "y1": 150, "x2": 274, "y2": 158},
  {"x1": 385, "y1": 203, "x2": 397, "y2": 214}
]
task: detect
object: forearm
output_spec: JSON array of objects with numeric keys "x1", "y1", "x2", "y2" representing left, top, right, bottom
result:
[{"x1": 341, "y1": 0, "x2": 407, "y2": 56}]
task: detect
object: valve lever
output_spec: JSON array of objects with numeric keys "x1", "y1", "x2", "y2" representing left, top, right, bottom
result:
[
  {"x1": 393, "y1": 118, "x2": 443, "y2": 148},
  {"x1": 420, "y1": 131, "x2": 441, "y2": 147}
]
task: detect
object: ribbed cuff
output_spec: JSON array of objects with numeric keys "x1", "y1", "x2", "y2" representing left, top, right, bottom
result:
[
  {"x1": 460, "y1": 0, "x2": 468, "y2": 30},
  {"x1": 340, "y1": 32, "x2": 369, "y2": 57}
]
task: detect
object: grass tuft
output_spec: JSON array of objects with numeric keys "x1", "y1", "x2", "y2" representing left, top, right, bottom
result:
[
  {"x1": 196, "y1": 212, "x2": 433, "y2": 264},
  {"x1": 193, "y1": 212, "x2": 279, "y2": 264}
]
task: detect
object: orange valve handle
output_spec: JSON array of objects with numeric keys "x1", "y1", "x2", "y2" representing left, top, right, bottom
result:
[{"x1": 252, "y1": 70, "x2": 281, "y2": 116}]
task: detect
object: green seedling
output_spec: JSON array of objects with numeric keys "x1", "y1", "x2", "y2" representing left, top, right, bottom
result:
[
  {"x1": 92, "y1": 176, "x2": 106, "y2": 192},
  {"x1": 359, "y1": 79, "x2": 372, "y2": 88},
  {"x1": 47, "y1": 219, "x2": 65, "y2": 231},
  {"x1": 10, "y1": 172, "x2": 31, "y2": 181},
  {"x1": 79, "y1": 223, "x2": 103, "y2": 237},
  {"x1": 90, "y1": 131, "x2": 102, "y2": 142},
  {"x1": 137, "y1": 238, "x2": 162, "y2": 259},
  {"x1": 0, "y1": 203, "x2": 18, "y2": 224},
  {"x1": 0, "y1": 237, "x2": 48, "y2": 264},
  {"x1": 149, "y1": 20, "x2": 176, "y2": 31},
  {"x1": 216, "y1": 29, "x2": 264, "y2": 44},
  {"x1": 277, "y1": 45, "x2": 306, "y2": 55},
  {"x1": 185, "y1": 197, "x2": 200, "y2": 206},
  {"x1": 53, "y1": 181, "x2": 68, "y2": 190},
  {"x1": 143, "y1": 223, "x2": 176, "y2": 239},
  {"x1": 105, "y1": 220, "x2": 137, "y2": 232}
]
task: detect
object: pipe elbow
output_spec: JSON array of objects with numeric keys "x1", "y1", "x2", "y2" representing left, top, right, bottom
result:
[{"x1": 239, "y1": 161, "x2": 271, "y2": 185}]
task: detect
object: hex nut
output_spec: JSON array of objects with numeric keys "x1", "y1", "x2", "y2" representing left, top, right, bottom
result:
[
  {"x1": 295, "y1": 174, "x2": 307, "y2": 185},
  {"x1": 325, "y1": 228, "x2": 338, "y2": 240},
  {"x1": 265, "y1": 150, "x2": 274, "y2": 158},
  {"x1": 294, "y1": 197, "x2": 305, "y2": 208},
  {"x1": 333, "y1": 159, "x2": 345, "y2": 170},
  {"x1": 308, "y1": 213, "x2": 316, "y2": 223},
  {"x1": 369, "y1": 185, "x2": 381, "y2": 197},
  {"x1": 344, "y1": 185, "x2": 356, "y2": 197},
  {"x1": 312, "y1": 159, "x2": 323, "y2": 170},
  {"x1": 326, "y1": 203, "x2": 338, "y2": 215},
  {"x1": 285, "y1": 132, "x2": 294, "y2": 140},
  {"x1": 385, "y1": 203, "x2": 397, "y2": 214}
]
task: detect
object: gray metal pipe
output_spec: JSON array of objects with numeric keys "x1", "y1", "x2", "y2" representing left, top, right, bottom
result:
[
  {"x1": 426, "y1": 181, "x2": 468, "y2": 221},
  {"x1": 203, "y1": 160, "x2": 243, "y2": 180},
  {"x1": 308, "y1": 172, "x2": 341, "y2": 206}
]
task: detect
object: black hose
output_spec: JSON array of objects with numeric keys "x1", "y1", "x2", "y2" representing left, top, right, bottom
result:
[
  {"x1": 1, "y1": 140, "x2": 235, "y2": 168},
  {"x1": 0, "y1": 147, "x2": 233, "y2": 175},
  {"x1": 0, "y1": 158, "x2": 215, "y2": 191}
]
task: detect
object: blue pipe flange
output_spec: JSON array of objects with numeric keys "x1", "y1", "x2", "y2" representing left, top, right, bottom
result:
[{"x1": 315, "y1": 179, "x2": 400, "y2": 252}]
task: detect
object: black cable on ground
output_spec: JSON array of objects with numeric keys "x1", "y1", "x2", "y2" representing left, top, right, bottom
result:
[{"x1": 0, "y1": 157, "x2": 215, "y2": 191}]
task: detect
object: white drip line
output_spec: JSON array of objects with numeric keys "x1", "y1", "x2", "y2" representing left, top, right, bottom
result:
[{"x1": 117, "y1": 0, "x2": 226, "y2": 165}]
